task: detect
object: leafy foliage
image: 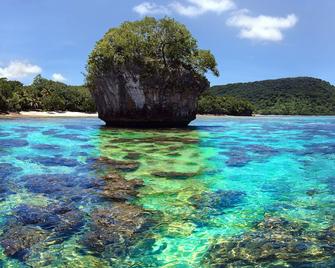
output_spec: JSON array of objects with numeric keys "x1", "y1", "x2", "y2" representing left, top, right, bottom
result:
[
  {"x1": 208, "y1": 77, "x2": 335, "y2": 115},
  {"x1": 86, "y1": 17, "x2": 218, "y2": 88},
  {"x1": 198, "y1": 95, "x2": 254, "y2": 116},
  {"x1": 0, "y1": 75, "x2": 96, "y2": 113},
  {"x1": 0, "y1": 78, "x2": 23, "y2": 112}
]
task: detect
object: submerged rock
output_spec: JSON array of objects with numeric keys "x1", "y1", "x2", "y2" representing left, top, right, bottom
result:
[
  {"x1": 23, "y1": 174, "x2": 79, "y2": 198},
  {"x1": 96, "y1": 157, "x2": 140, "y2": 172},
  {"x1": 13, "y1": 203, "x2": 84, "y2": 237},
  {"x1": 190, "y1": 190, "x2": 245, "y2": 212},
  {"x1": 203, "y1": 217, "x2": 335, "y2": 267},
  {"x1": 0, "y1": 183, "x2": 15, "y2": 201},
  {"x1": 306, "y1": 188, "x2": 319, "y2": 197},
  {"x1": 101, "y1": 172, "x2": 144, "y2": 201},
  {"x1": 124, "y1": 152, "x2": 141, "y2": 160},
  {"x1": 0, "y1": 139, "x2": 29, "y2": 148},
  {"x1": 152, "y1": 171, "x2": 199, "y2": 180},
  {"x1": 0, "y1": 225, "x2": 48, "y2": 259},
  {"x1": 0, "y1": 163, "x2": 22, "y2": 178},
  {"x1": 0, "y1": 202, "x2": 85, "y2": 260},
  {"x1": 82, "y1": 203, "x2": 156, "y2": 256},
  {"x1": 24, "y1": 156, "x2": 80, "y2": 167}
]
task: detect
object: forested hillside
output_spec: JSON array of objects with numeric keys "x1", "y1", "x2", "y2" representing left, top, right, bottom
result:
[
  {"x1": 0, "y1": 75, "x2": 96, "y2": 113},
  {"x1": 208, "y1": 77, "x2": 335, "y2": 115}
]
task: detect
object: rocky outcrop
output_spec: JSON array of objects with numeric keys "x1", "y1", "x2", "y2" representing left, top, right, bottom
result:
[
  {"x1": 91, "y1": 65, "x2": 209, "y2": 127},
  {"x1": 203, "y1": 217, "x2": 335, "y2": 267}
]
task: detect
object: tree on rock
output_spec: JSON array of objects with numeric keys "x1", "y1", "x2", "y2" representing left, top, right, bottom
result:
[{"x1": 87, "y1": 17, "x2": 219, "y2": 127}]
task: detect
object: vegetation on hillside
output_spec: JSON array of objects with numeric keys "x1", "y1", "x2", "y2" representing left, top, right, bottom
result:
[
  {"x1": 198, "y1": 95, "x2": 254, "y2": 116},
  {"x1": 2, "y1": 76, "x2": 335, "y2": 116},
  {"x1": 86, "y1": 17, "x2": 219, "y2": 88},
  {"x1": 0, "y1": 75, "x2": 95, "y2": 113},
  {"x1": 209, "y1": 77, "x2": 335, "y2": 115}
]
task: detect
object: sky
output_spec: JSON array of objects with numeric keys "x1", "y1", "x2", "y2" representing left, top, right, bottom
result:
[{"x1": 0, "y1": 0, "x2": 334, "y2": 86}]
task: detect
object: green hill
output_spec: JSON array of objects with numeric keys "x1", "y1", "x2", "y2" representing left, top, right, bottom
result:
[{"x1": 208, "y1": 77, "x2": 335, "y2": 115}]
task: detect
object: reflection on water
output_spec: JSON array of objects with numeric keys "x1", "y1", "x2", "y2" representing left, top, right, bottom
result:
[{"x1": 0, "y1": 117, "x2": 334, "y2": 267}]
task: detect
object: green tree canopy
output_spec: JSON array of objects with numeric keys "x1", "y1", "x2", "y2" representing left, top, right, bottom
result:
[
  {"x1": 208, "y1": 77, "x2": 335, "y2": 115},
  {"x1": 0, "y1": 76, "x2": 96, "y2": 113},
  {"x1": 198, "y1": 95, "x2": 254, "y2": 116},
  {"x1": 87, "y1": 17, "x2": 219, "y2": 87}
]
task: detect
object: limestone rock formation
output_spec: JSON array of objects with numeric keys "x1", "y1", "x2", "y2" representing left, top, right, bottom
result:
[
  {"x1": 91, "y1": 66, "x2": 208, "y2": 127},
  {"x1": 87, "y1": 17, "x2": 218, "y2": 128}
]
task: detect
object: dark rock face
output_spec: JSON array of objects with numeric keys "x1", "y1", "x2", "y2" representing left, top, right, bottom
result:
[{"x1": 91, "y1": 66, "x2": 209, "y2": 127}]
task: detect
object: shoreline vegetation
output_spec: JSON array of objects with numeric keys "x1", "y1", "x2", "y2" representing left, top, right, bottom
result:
[
  {"x1": 1, "y1": 111, "x2": 335, "y2": 120},
  {"x1": 209, "y1": 77, "x2": 335, "y2": 115},
  {"x1": 0, "y1": 111, "x2": 98, "y2": 118},
  {"x1": 2, "y1": 75, "x2": 335, "y2": 117}
]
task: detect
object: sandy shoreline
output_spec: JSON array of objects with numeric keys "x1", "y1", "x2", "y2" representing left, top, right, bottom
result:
[
  {"x1": 1, "y1": 112, "x2": 334, "y2": 119},
  {"x1": 0, "y1": 111, "x2": 99, "y2": 118}
]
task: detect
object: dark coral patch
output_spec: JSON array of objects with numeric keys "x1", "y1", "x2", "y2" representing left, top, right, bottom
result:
[
  {"x1": 24, "y1": 156, "x2": 80, "y2": 167},
  {"x1": 13, "y1": 204, "x2": 84, "y2": 237},
  {"x1": 11, "y1": 126, "x2": 40, "y2": 133},
  {"x1": 203, "y1": 217, "x2": 335, "y2": 267},
  {"x1": 21, "y1": 173, "x2": 94, "y2": 201},
  {"x1": 31, "y1": 144, "x2": 61, "y2": 150},
  {"x1": 124, "y1": 152, "x2": 141, "y2": 160},
  {"x1": 0, "y1": 181, "x2": 15, "y2": 201},
  {"x1": 64, "y1": 125, "x2": 90, "y2": 130},
  {"x1": 42, "y1": 129, "x2": 59, "y2": 136},
  {"x1": 101, "y1": 172, "x2": 144, "y2": 201},
  {"x1": 82, "y1": 203, "x2": 156, "y2": 257},
  {"x1": 225, "y1": 152, "x2": 251, "y2": 167},
  {"x1": 0, "y1": 203, "x2": 84, "y2": 260},
  {"x1": 53, "y1": 134, "x2": 89, "y2": 142},
  {"x1": 301, "y1": 143, "x2": 335, "y2": 155},
  {"x1": 190, "y1": 190, "x2": 245, "y2": 212},
  {"x1": 0, "y1": 163, "x2": 22, "y2": 178},
  {"x1": 0, "y1": 139, "x2": 28, "y2": 148},
  {"x1": 0, "y1": 131, "x2": 11, "y2": 137},
  {"x1": 152, "y1": 171, "x2": 199, "y2": 180},
  {"x1": 221, "y1": 147, "x2": 253, "y2": 167},
  {"x1": 0, "y1": 225, "x2": 48, "y2": 259},
  {"x1": 95, "y1": 157, "x2": 140, "y2": 172},
  {"x1": 247, "y1": 144, "x2": 280, "y2": 156}
]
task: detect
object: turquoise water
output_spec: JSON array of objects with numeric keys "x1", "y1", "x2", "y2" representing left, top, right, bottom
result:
[{"x1": 0, "y1": 116, "x2": 334, "y2": 267}]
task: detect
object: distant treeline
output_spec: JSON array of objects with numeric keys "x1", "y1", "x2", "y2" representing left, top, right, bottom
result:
[
  {"x1": 208, "y1": 77, "x2": 335, "y2": 115},
  {"x1": 2, "y1": 76, "x2": 334, "y2": 116},
  {"x1": 0, "y1": 75, "x2": 254, "y2": 116},
  {"x1": 198, "y1": 95, "x2": 254, "y2": 116},
  {"x1": 0, "y1": 75, "x2": 96, "y2": 113}
]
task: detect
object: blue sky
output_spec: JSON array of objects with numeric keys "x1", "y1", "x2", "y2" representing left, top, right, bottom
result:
[{"x1": 0, "y1": 0, "x2": 334, "y2": 85}]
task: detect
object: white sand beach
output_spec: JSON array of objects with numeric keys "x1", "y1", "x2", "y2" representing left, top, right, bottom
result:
[{"x1": 0, "y1": 111, "x2": 98, "y2": 118}]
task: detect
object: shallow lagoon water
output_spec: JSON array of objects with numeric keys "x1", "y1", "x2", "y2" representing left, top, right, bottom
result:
[{"x1": 0, "y1": 116, "x2": 334, "y2": 267}]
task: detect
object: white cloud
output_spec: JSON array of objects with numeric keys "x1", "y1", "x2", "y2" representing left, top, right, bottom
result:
[
  {"x1": 171, "y1": 0, "x2": 236, "y2": 17},
  {"x1": 227, "y1": 10, "x2": 298, "y2": 42},
  {"x1": 133, "y1": 0, "x2": 235, "y2": 17},
  {"x1": 132, "y1": 1, "x2": 298, "y2": 43},
  {"x1": 0, "y1": 61, "x2": 42, "y2": 80},
  {"x1": 133, "y1": 2, "x2": 170, "y2": 16},
  {"x1": 52, "y1": 73, "x2": 67, "y2": 83}
]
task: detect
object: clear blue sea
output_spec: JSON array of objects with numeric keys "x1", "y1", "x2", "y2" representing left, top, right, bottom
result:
[{"x1": 0, "y1": 116, "x2": 334, "y2": 267}]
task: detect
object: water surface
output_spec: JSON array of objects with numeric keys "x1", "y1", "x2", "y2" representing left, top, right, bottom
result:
[{"x1": 0, "y1": 116, "x2": 334, "y2": 267}]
